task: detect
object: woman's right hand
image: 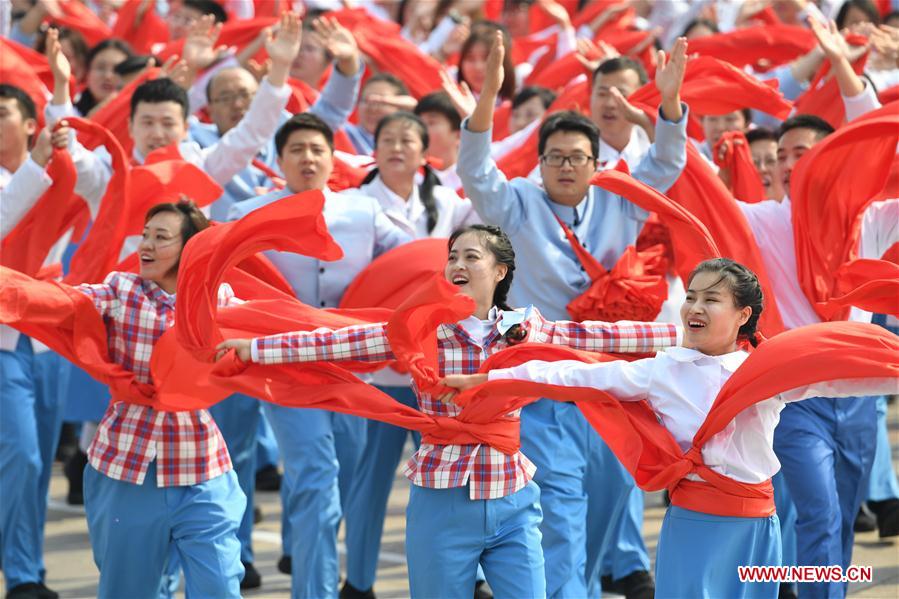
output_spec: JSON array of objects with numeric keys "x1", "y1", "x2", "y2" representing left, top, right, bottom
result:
[
  {"x1": 441, "y1": 373, "x2": 487, "y2": 391},
  {"x1": 215, "y1": 338, "x2": 252, "y2": 362}
]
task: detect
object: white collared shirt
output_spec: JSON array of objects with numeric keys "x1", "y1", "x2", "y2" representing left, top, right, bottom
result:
[{"x1": 357, "y1": 175, "x2": 479, "y2": 239}]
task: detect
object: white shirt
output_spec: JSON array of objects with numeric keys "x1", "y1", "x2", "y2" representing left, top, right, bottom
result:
[
  {"x1": 738, "y1": 197, "x2": 822, "y2": 330},
  {"x1": 489, "y1": 346, "x2": 895, "y2": 484},
  {"x1": 849, "y1": 198, "x2": 899, "y2": 323},
  {"x1": 358, "y1": 175, "x2": 479, "y2": 239}
]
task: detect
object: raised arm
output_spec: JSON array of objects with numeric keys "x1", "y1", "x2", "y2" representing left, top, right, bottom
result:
[
  {"x1": 455, "y1": 31, "x2": 528, "y2": 232},
  {"x1": 217, "y1": 322, "x2": 393, "y2": 365},
  {"x1": 307, "y1": 17, "x2": 364, "y2": 132},
  {"x1": 538, "y1": 316, "x2": 680, "y2": 354},
  {"x1": 200, "y1": 12, "x2": 300, "y2": 185},
  {"x1": 630, "y1": 37, "x2": 689, "y2": 194}
]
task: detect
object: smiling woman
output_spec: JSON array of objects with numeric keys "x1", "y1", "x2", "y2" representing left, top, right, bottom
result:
[{"x1": 139, "y1": 202, "x2": 210, "y2": 294}]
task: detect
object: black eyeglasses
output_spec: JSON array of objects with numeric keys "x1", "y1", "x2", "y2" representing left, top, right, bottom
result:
[{"x1": 540, "y1": 153, "x2": 595, "y2": 167}]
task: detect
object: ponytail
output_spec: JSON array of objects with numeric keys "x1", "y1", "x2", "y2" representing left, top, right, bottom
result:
[{"x1": 419, "y1": 163, "x2": 440, "y2": 233}]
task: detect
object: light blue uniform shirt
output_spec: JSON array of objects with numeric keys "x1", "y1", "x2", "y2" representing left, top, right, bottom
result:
[
  {"x1": 457, "y1": 107, "x2": 688, "y2": 320},
  {"x1": 191, "y1": 61, "x2": 363, "y2": 221},
  {"x1": 228, "y1": 187, "x2": 411, "y2": 307}
]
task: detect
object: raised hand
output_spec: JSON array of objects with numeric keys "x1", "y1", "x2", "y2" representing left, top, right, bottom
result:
[
  {"x1": 182, "y1": 14, "x2": 225, "y2": 73},
  {"x1": 266, "y1": 11, "x2": 302, "y2": 66},
  {"x1": 482, "y1": 30, "x2": 506, "y2": 98},
  {"x1": 655, "y1": 36, "x2": 687, "y2": 121},
  {"x1": 311, "y1": 16, "x2": 360, "y2": 75},
  {"x1": 45, "y1": 28, "x2": 71, "y2": 83},
  {"x1": 536, "y1": 0, "x2": 573, "y2": 30},
  {"x1": 160, "y1": 56, "x2": 191, "y2": 89},
  {"x1": 440, "y1": 69, "x2": 476, "y2": 118}
]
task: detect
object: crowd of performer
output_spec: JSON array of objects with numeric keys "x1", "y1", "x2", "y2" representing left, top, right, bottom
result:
[{"x1": 1, "y1": 1, "x2": 898, "y2": 599}]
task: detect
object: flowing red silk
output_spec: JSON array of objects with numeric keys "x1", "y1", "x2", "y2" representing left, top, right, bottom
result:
[
  {"x1": 340, "y1": 238, "x2": 449, "y2": 310},
  {"x1": 353, "y1": 30, "x2": 443, "y2": 99},
  {"x1": 790, "y1": 102, "x2": 899, "y2": 320},
  {"x1": 713, "y1": 131, "x2": 767, "y2": 203},
  {"x1": 155, "y1": 17, "x2": 279, "y2": 63},
  {"x1": 0, "y1": 38, "x2": 50, "y2": 127},
  {"x1": 1, "y1": 147, "x2": 77, "y2": 277},
  {"x1": 46, "y1": 1, "x2": 112, "y2": 46},
  {"x1": 62, "y1": 118, "x2": 131, "y2": 285},
  {"x1": 629, "y1": 56, "x2": 792, "y2": 120},
  {"x1": 666, "y1": 143, "x2": 785, "y2": 335},
  {"x1": 112, "y1": 0, "x2": 170, "y2": 54},
  {"x1": 686, "y1": 25, "x2": 817, "y2": 70}
]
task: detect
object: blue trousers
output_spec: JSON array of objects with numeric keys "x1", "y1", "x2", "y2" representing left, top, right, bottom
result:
[
  {"x1": 655, "y1": 506, "x2": 781, "y2": 599},
  {"x1": 773, "y1": 397, "x2": 877, "y2": 598},
  {"x1": 773, "y1": 471, "x2": 798, "y2": 598},
  {"x1": 83, "y1": 462, "x2": 244, "y2": 598},
  {"x1": 405, "y1": 482, "x2": 545, "y2": 598},
  {"x1": 209, "y1": 393, "x2": 261, "y2": 564},
  {"x1": 869, "y1": 396, "x2": 899, "y2": 501},
  {"x1": 255, "y1": 408, "x2": 280, "y2": 470},
  {"x1": 0, "y1": 338, "x2": 70, "y2": 590},
  {"x1": 344, "y1": 385, "x2": 420, "y2": 590},
  {"x1": 521, "y1": 399, "x2": 649, "y2": 598},
  {"x1": 63, "y1": 364, "x2": 109, "y2": 423},
  {"x1": 264, "y1": 403, "x2": 366, "y2": 598}
]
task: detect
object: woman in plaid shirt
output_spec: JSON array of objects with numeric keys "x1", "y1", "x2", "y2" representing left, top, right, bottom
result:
[
  {"x1": 75, "y1": 202, "x2": 245, "y2": 598},
  {"x1": 220, "y1": 224, "x2": 680, "y2": 598}
]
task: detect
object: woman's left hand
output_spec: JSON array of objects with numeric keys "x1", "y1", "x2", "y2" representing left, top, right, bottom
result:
[{"x1": 215, "y1": 338, "x2": 252, "y2": 362}]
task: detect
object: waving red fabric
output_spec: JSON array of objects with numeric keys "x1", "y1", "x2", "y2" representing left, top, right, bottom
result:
[
  {"x1": 353, "y1": 30, "x2": 443, "y2": 99},
  {"x1": 112, "y1": 0, "x2": 170, "y2": 53},
  {"x1": 790, "y1": 102, "x2": 899, "y2": 321},
  {"x1": 155, "y1": 17, "x2": 279, "y2": 62},
  {"x1": 526, "y1": 49, "x2": 595, "y2": 91},
  {"x1": 629, "y1": 56, "x2": 792, "y2": 120},
  {"x1": 1, "y1": 147, "x2": 77, "y2": 277},
  {"x1": 63, "y1": 118, "x2": 131, "y2": 285},
  {"x1": 0, "y1": 39, "x2": 50, "y2": 127},
  {"x1": 47, "y1": 1, "x2": 112, "y2": 46},
  {"x1": 340, "y1": 238, "x2": 448, "y2": 310},
  {"x1": 667, "y1": 143, "x2": 785, "y2": 335},
  {"x1": 713, "y1": 131, "x2": 767, "y2": 203},
  {"x1": 686, "y1": 25, "x2": 817, "y2": 70}
]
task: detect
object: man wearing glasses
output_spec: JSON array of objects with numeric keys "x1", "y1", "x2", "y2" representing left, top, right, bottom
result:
[{"x1": 457, "y1": 33, "x2": 690, "y2": 599}]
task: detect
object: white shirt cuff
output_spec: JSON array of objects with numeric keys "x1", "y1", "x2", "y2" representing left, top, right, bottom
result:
[{"x1": 249, "y1": 339, "x2": 260, "y2": 363}]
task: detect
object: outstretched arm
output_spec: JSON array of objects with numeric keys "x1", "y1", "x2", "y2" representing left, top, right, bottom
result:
[{"x1": 216, "y1": 322, "x2": 393, "y2": 365}]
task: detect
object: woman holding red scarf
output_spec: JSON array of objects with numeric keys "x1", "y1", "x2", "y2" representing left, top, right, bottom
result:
[
  {"x1": 445, "y1": 258, "x2": 896, "y2": 598},
  {"x1": 217, "y1": 224, "x2": 681, "y2": 598},
  {"x1": 73, "y1": 201, "x2": 245, "y2": 598}
]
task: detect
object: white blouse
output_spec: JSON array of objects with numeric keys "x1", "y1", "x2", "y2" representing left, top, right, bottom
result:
[
  {"x1": 489, "y1": 346, "x2": 896, "y2": 483},
  {"x1": 358, "y1": 175, "x2": 480, "y2": 239}
]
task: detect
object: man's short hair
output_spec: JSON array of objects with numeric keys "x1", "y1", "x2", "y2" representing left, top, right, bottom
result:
[
  {"x1": 777, "y1": 114, "x2": 835, "y2": 142},
  {"x1": 538, "y1": 111, "x2": 600, "y2": 158},
  {"x1": 512, "y1": 86, "x2": 557, "y2": 110},
  {"x1": 592, "y1": 56, "x2": 649, "y2": 87},
  {"x1": 275, "y1": 112, "x2": 334, "y2": 156},
  {"x1": 414, "y1": 92, "x2": 461, "y2": 131},
  {"x1": 746, "y1": 127, "x2": 777, "y2": 145},
  {"x1": 362, "y1": 72, "x2": 409, "y2": 96},
  {"x1": 0, "y1": 84, "x2": 37, "y2": 122},
  {"x1": 130, "y1": 78, "x2": 190, "y2": 120}
]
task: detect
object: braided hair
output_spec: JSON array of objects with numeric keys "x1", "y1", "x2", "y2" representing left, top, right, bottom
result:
[
  {"x1": 687, "y1": 258, "x2": 765, "y2": 347},
  {"x1": 448, "y1": 225, "x2": 528, "y2": 343},
  {"x1": 362, "y1": 112, "x2": 440, "y2": 233}
]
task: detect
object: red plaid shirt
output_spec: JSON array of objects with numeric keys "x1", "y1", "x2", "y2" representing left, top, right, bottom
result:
[
  {"x1": 76, "y1": 272, "x2": 233, "y2": 487},
  {"x1": 254, "y1": 306, "x2": 680, "y2": 499}
]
